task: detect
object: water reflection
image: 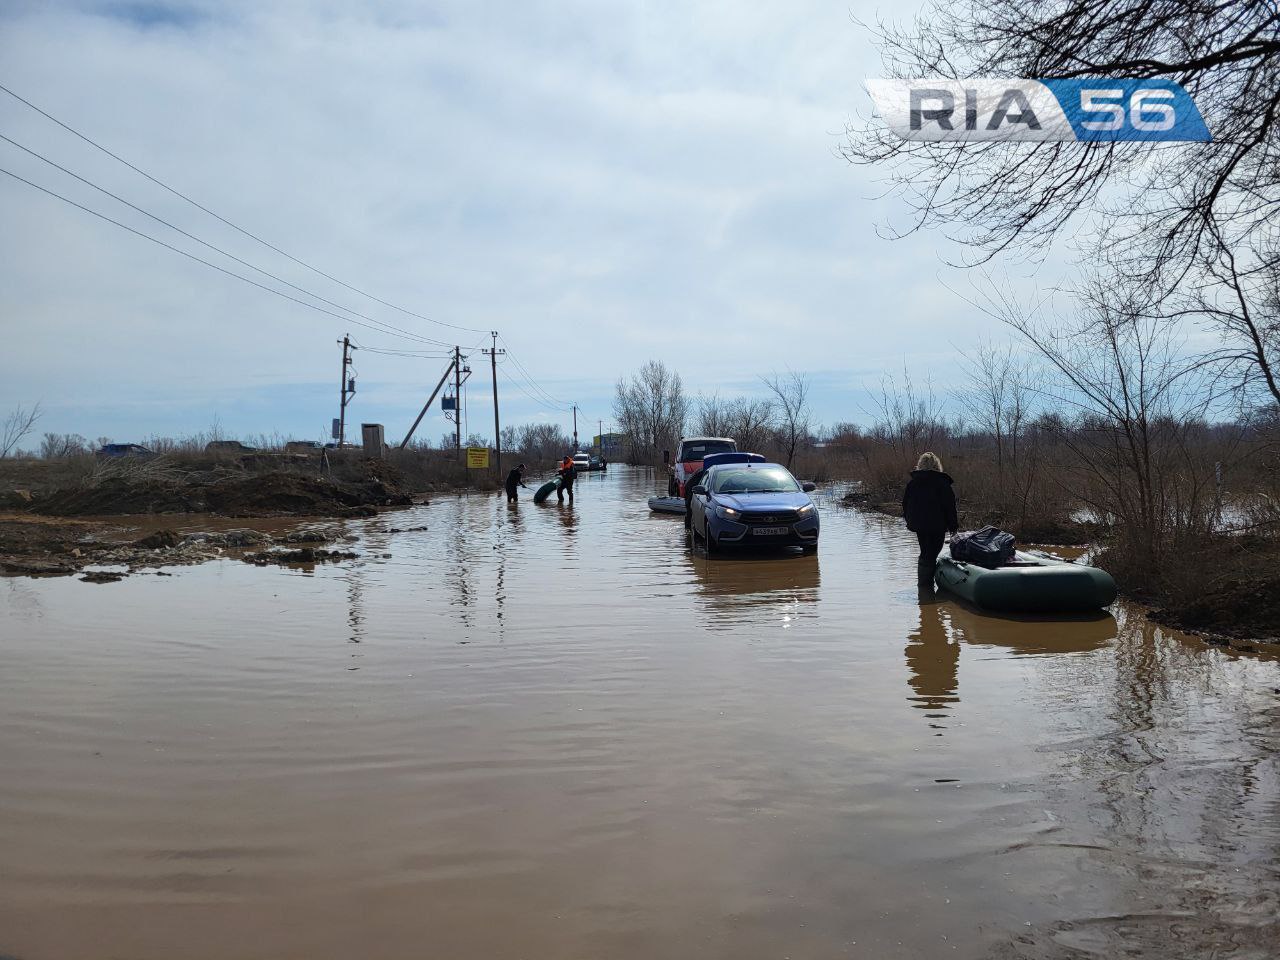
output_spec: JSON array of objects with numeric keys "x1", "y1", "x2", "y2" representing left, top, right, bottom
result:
[
  {"x1": 944, "y1": 600, "x2": 1117, "y2": 656},
  {"x1": 554, "y1": 502, "x2": 579, "y2": 538},
  {"x1": 904, "y1": 588, "x2": 1116, "y2": 733},
  {"x1": 2, "y1": 576, "x2": 43, "y2": 620},
  {"x1": 905, "y1": 590, "x2": 959, "y2": 728},
  {"x1": 345, "y1": 566, "x2": 366, "y2": 644},
  {"x1": 681, "y1": 548, "x2": 821, "y2": 629},
  {"x1": 444, "y1": 507, "x2": 476, "y2": 623}
]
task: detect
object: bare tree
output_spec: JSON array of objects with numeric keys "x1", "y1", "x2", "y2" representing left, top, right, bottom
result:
[
  {"x1": 762, "y1": 371, "x2": 812, "y2": 468},
  {"x1": 0, "y1": 403, "x2": 41, "y2": 458},
  {"x1": 695, "y1": 393, "x2": 777, "y2": 453},
  {"x1": 693, "y1": 392, "x2": 731, "y2": 437},
  {"x1": 723, "y1": 397, "x2": 776, "y2": 453},
  {"x1": 613, "y1": 360, "x2": 688, "y2": 463},
  {"x1": 499, "y1": 425, "x2": 519, "y2": 454},
  {"x1": 516, "y1": 423, "x2": 572, "y2": 460},
  {"x1": 960, "y1": 341, "x2": 1036, "y2": 475},
  {"x1": 960, "y1": 341, "x2": 1044, "y2": 526},
  {"x1": 869, "y1": 368, "x2": 948, "y2": 463},
  {"x1": 844, "y1": 0, "x2": 1280, "y2": 279},
  {"x1": 999, "y1": 278, "x2": 1223, "y2": 570},
  {"x1": 1175, "y1": 223, "x2": 1280, "y2": 410}
]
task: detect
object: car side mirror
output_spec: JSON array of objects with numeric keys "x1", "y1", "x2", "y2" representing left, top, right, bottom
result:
[
  {"x1": 691, "y1": 484, "x2": 707, "y2": 496},
  {"x1": 802, "y1": 481, "x2": 816, "y2": 493}
]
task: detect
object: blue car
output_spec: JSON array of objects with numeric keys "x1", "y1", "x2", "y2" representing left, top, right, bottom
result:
[{"x1": 689, "y1": 461, "x2": 819, "y2": 552}]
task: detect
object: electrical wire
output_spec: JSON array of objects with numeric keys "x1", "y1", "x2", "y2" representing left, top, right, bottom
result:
[
  {"x1": 498, "y1": 334, "x2": 573, "y2": 411},
  {"x1": 0, "y1": 131, "x2": 455, "y2": 348},
  {"x1": 504, "y1": 351, "x2": 571, "y2": 411},
  {"x1": 494, "y1": 356, "x2": 575, "y2": 416},
  {"x1": 0, "y1": 80, "x2": 487, "y2": 335},
  {"x1": 0, "y1": 164, "x2": 455, "y2": 345},
  {"x1": 0, "y1": 81, "x2": 585, "y2": 424},
  {"x1": 351, "y1": 341, "x2": 453, "y2": 358}
]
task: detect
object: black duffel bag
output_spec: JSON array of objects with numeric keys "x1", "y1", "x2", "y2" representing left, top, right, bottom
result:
[{"x1": 949, "y1": 525, "x2": 1015, "y2": 569}]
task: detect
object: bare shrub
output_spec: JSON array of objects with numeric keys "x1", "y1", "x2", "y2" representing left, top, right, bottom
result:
[{"x1": 40, "y1": 433, "x2": 90, "y2": 459}]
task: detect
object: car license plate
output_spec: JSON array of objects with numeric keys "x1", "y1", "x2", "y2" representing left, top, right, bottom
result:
[{"x1": 754, "y1": 526, "x2": 790, "y2": 536}]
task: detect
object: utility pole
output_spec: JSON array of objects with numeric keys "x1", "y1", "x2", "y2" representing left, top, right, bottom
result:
[
  {"x1": 482, "y1": 331, "x2": 505, "y2": 475},
  {"x1": 572, "y1": 403, "x2": 578, "y2": 451},
  {"x1": 337, "y1": 334, "x2": 356, "y2": 446},
  {"x1": 598, "y1": 419, "x2": 602, "y2": 455},
  {"x1": 454, "y1": 345, "x2": 462, "y2": 461}
]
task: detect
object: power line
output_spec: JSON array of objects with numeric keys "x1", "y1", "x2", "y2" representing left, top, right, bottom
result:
[
  {"x1": 0, "y1": 164, "x2": 455, "y2": 345},
  {"x1": 0, "y1": 79, "x2": 488, "y2": 335},
  {"x1": 496, "y1": 360, "x2": 578, "y2": 418},
  {"x1": 498, "y1": 334, "x2": 573, "y2": 411},
  {"x1": 349, "y1": 340, "x2": 453, "y2": 358},
  {"x1": 358, "y1": 348, "x2": 453, "y2": 358},
  {"x1": 500, "y1": 338, "x2": 568, "y2": 406},
  {"x1": 502, "y1": 359, "x2": 570, "y2": 412},
  {"x1": 0, "y1": 131, "x2": 454, "y2": 348}
]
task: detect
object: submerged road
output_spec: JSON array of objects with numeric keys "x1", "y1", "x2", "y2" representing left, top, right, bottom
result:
[{"x1": 1, "y1": 465, "x2": 1277, "y2": 959}]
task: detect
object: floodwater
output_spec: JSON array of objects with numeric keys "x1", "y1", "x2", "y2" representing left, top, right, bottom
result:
[{"x1": 1, "y1": 466, "x2": 1277, "y2": 960}]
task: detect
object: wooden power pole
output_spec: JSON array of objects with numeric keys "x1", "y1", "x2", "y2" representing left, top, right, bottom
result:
[
  {"x1": 337, "y1": 334, "x2": 355, "y2": 446},
  {"x1": 453, "y1": 345, "x2": 462, "y2": 461},
  {"x1": 482, "y1": 332, "x2": 505, "y2": 474}
]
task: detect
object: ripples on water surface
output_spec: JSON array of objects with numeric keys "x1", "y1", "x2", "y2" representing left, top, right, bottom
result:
[{"x1": 1, "y1": 466, "x2": 1277, "y2": 959}]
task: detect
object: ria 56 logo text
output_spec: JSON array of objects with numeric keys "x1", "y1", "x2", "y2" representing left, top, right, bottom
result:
[{"x1": 866, "y1": 79, "x2": 1211, "y2": 142}]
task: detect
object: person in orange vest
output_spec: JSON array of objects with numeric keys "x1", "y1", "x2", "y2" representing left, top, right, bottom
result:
[{"x1": 556, "y1": 454, "x2": 577, "y2": 505}]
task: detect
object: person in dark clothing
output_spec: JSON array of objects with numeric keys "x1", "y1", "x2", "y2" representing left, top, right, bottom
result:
[
  {"x1": 683, "y1": 466, "x2": 710, "y2": 531},
  {"x1": 504, "y1": 463, "x2": 527, "y2": 503},
  {"x1": 556, "y1": 455, "x2": 577, "y2": 505},
  {"x1": 902, "y1": 452, "x2": 958, "y2": 586}
]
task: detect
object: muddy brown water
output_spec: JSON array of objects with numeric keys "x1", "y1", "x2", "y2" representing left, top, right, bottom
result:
[{"x1": 2, "y1": 466, "x2": 1277, "y2": 960}]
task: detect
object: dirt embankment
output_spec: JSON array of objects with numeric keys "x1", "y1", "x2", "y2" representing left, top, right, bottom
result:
[
  {"x1": 33, "y1": 470, "x2": 413, "y2": 519},
  {"x1": 0, "y1": 459, "x2": 423, "y2": 581},
  {"x1": 0, "y1": 516, "x2": 362, "y2": 581},
  {"x1": 1150, "y1": 576, "x2": 1280, "y2": 654}
]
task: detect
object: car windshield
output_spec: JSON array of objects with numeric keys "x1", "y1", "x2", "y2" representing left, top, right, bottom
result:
[
  {"x1": 679, "y1": 440, "x2": 735, "y2": 460},
  {"x1": 709, "y1": 466, "x2": 800, "y2": 495}
]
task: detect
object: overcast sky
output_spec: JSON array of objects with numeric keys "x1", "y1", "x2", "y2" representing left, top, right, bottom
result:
[{"x1": 1, "y1": 0, "x2": 1064, "y2": 445}]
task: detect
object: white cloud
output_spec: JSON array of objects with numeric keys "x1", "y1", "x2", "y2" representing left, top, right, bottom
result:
[{"x1": 0, "y1": 0, "x2": 1069, "y2": 441}]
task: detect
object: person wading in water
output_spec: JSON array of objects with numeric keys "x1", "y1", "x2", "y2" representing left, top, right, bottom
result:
[
  {"x1": 504, "y1": 463, "x2": 527, "y2": 503},
  {"x1": 556, "y1": 455, "x2": 577, "y2": 505},
  {"x1": 901, "y1": 452, "x2": 958, "y2": 587}
]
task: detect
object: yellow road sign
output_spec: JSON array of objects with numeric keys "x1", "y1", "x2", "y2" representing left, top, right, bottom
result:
[{"x1": 466, "y1": 446, "x2": 490, "y2": 469}]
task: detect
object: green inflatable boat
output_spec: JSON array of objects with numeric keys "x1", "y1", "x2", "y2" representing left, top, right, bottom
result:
[
  {"x1": 935, "y1": 551, "x2": 1116, "y2": 613},
  {"x1": 532, "y1": 476, "x2": 561, "y2": 504}
]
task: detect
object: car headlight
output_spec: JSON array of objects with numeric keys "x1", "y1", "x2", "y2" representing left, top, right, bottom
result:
[
  {"x1": 718, "y1": 505, "x2": 740, "y2": 518},
  {"x1": 796, "y1": 503, "x2": 814, "y2": 515}
]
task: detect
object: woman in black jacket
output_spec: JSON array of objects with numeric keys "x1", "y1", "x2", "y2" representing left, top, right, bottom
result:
[{"x1": 902, "y1": 452, "x2": 958, "y2": 586}]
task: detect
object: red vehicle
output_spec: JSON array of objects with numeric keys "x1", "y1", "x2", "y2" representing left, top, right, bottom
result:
[{"x1": 667, "y1": 436, "x2": 737, "y2": 496}]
